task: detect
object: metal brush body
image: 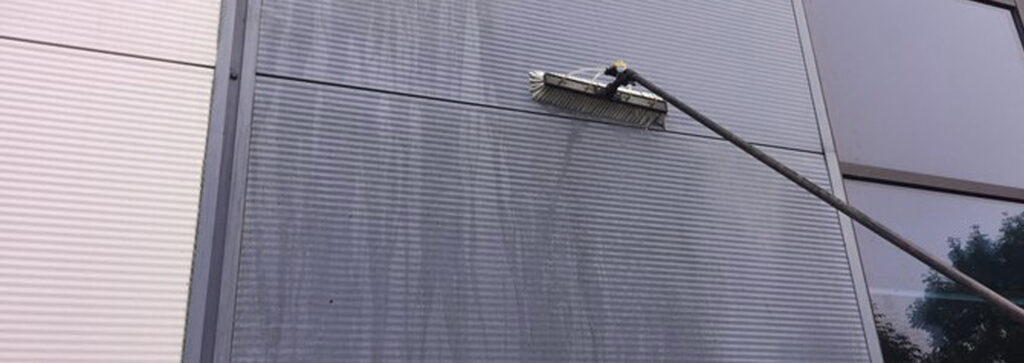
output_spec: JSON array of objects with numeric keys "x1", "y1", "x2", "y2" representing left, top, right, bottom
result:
[{"x1": 529, "y1": 70, "x2": 668, "y2": 129}]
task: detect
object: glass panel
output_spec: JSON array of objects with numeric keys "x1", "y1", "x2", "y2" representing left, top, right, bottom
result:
[
  {"x1": 845, "y1": 180, "x2": 1024, "y2": 362},
  {"x1": 805, "y1": 0, "x2": 1024, "y2": 188}
]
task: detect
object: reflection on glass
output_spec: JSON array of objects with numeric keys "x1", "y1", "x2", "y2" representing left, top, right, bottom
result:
[
  {"x1": 804, "y1": 0, "x2": 1024, "y2": 188},
  {"x1": 873, "y1": 302, "x2": 922, "y2": 362},
  {"x1": 845, "y1": 180, "x2": 1024, "y2": 362}
]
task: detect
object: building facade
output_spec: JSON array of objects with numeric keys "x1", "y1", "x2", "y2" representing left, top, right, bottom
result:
[{"x1": 1, "y1": 0, "x2": 1021, "y2": 362}]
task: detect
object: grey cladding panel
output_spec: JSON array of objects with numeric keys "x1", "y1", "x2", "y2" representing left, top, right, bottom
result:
[
  {"x1": 258, "y1": 0, "x2": 823, "y2": 152},
  {"x1": 230, "y1": 77, "x2": 871, "y2": 362}
]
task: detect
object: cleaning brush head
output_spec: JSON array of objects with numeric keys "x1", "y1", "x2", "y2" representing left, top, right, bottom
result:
[{"x1": 529, "y1": 69, "x2": 668, "y2": 129}]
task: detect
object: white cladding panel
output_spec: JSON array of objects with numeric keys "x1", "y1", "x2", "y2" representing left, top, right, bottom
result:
[
  {"x1": 0, "y1": 34, "x2": 212, "y2": 362},
  {"x1": 0, "y1": 0, "x2": 221, "y2": 65}
]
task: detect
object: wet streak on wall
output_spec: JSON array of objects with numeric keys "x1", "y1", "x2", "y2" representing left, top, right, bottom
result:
[
  {"x1": 229, "y1": 77, "x2": 870, "y2": 362},
  {"x1": 228, "y1": 0, "x2": 874, "y2": 361}
]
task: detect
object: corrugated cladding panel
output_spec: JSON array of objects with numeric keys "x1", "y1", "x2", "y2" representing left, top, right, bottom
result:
[
  {"x1": 257, "y1": 0, "x2": 823, "y2": 152},
  {"x1": 0, "y1": 0, "x2": 221, "y2": 66},
  {"x1": 0, "y1": 39, "x2": 211, "y2": 361},
  {"x1": 229, "y1": 77, "x2": 870, "y2": 362}
]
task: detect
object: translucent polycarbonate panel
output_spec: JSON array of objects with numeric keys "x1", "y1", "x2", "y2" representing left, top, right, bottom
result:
[
  {"x1": 228, "y1": 76, "x2": 873, "y2": 362},
  {"x1": 258, "y1": 0, "x2": 825, "y2": 152},
  {"x1": 844, "y1": 180, "x2": 1024, "y2": 362},
  {"x1": 804, "y1": 0, "x2": 1024, "y2": 188}
]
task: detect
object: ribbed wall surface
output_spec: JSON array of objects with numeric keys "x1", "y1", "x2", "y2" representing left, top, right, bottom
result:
[
  {"x1": 229, "y1": 77, "x2": 870, "y2": 362},
  {"x1": 0, "y1": 6, "x2": 215, "y2": 360},
  {"x1": 257, "y1": 0, "x2": 823, "y2": 152},
  {"x1": 229, "y1": 0, "x2": 873, "y2": 360},
  {"x1": 0, "y1": 0, "x2": 221, "y2": 65}
]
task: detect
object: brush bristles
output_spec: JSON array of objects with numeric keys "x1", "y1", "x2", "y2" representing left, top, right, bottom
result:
[{"x1": 529, "y1": 71, "x2": 667, "y2": 129}]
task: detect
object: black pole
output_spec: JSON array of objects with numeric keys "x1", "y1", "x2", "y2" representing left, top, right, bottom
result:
[{"x1": 623, "y1": 67, "x2": 1024, "y2": 325}]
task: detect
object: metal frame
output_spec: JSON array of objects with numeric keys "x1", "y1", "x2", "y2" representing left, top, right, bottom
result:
[
  {"x1": 971, "y1": 0, "x2": 1024, "y2": 39},
  {"x1": 212, "y1": 0, "x2": 262, "y2": 358},
  {"x1": 182, "y1": 0, "x2": 262, "y2": 362},
  {"x1": 973, "y1": 0, "x2": 1024, "y2": 75},
  {"x1": 981, "y1": 0, "x2": 1016, "y2": 8},
  {"x1": 1015, "y1": 0, "x2": 1024, "y2": 48},
  {"x1": 842, "y1": 162, "x2": 1024, "y2": 204},
  {"x1": 793, "y1": 1, "x2": 885, "y2": 361}
]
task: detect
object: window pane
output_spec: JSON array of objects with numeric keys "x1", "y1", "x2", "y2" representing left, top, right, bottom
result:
[
  {"x1": 805, "y1": 0, "x2": 1024, "y2": 188},
  {"x1": 845, "y1": 180, "x2": 1024, "y2": 362}
]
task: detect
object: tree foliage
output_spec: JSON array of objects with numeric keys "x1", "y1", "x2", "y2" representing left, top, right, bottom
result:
[
  {"x1": 902, "y1": 212, "x2": 1024, "y2": 362},
  {"x1": 874, "y1": 305, "x2": 923, "y2": 362}
]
